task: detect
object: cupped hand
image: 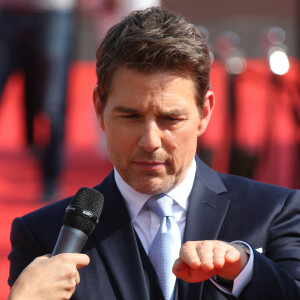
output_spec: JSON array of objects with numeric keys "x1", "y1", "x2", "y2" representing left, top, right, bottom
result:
[{"x1": 172, "y1": 240, "x2": 249, "y2": 283}]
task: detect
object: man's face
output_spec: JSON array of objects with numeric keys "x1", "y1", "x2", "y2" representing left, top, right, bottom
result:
[{"x1": 93, "y1": 67, "x2": 214, "y2": 194}]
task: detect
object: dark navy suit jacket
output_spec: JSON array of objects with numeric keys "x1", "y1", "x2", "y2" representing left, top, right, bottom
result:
[{"x1": 8, "y1": 157, "x2": 300, "y2": 299}]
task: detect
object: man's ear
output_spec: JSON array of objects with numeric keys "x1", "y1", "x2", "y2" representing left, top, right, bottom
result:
[
  {"x1": 197, "y1": 90, "x2": 215, "y2": 137},
  {"x1": 93, "y1": 87, "x2": 105, "y2": 131}
]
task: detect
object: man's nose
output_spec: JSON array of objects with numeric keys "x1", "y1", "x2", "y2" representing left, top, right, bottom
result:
[{"x1": 138, "y1": 121, "x2": 162, "y2": 152}]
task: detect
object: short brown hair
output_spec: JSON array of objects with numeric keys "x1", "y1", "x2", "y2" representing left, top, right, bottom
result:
[{"x1": 96, "y1": 6, "x2": 211, "y2": 110}]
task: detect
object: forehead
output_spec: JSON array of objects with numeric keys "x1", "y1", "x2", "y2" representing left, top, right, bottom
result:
[{"x1": 107, "y1": 67, "x2": 198, "y2": 106}]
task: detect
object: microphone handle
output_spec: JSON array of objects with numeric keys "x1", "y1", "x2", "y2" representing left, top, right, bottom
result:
[{"x1": 52, "y1": 226, "x2": 88, "y2": 256}]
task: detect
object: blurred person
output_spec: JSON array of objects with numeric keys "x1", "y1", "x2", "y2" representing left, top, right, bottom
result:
[
  {"x1": 0, "y1": 0, "x2": 77, "y2": 201},
  {"x1": 8, "y1": 253, "x2": 89, "y2": 300},
  {"x1": 82, "y1": 0, "x2": 161, "y2": 41},
  {"x1": 8, "y1": 6, "x2": 300, "y2": 300}
]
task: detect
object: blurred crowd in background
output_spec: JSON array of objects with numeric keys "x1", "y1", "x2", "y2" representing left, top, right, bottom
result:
[{"x1": 0, "y1": 0, "x2": 299, "y2": 202}]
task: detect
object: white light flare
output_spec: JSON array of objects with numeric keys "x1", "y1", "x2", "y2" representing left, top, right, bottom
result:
[{"x1": 268, "y1": 48, "x2": 290, "y2": 75}]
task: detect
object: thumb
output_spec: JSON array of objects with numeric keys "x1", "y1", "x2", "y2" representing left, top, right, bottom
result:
[
  {"x1": 172, "y1": 258, "x2": 189, "y2": 279},
  {"x1": 74, "y1": 254, "x2": 90, "y2": 269}
]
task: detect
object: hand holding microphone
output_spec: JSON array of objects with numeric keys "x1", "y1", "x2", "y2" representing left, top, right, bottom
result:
[
  {"x1": 9, "y1": 187, "x2": 104, "y2": 300},
  {"x1": 8, "y1": 253, "x2": 90, "y2": 300}
]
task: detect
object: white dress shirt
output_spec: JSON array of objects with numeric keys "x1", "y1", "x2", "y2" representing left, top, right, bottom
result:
[
  {"x1": 114, "y1": 158, "x2": 253, "y2": 296},
  {"x1": 114, "y1": 158, "x2": 196, "y2": 253}
]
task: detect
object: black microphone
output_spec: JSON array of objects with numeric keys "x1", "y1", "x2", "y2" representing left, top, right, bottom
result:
[{"x1": 52, "y1": 187, "x2": 104, "y2": 255}]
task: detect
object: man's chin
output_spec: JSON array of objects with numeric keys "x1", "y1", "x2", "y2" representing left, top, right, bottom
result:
[{"x1": 129, "y1": 176, "x2": 175, "y2": 195}]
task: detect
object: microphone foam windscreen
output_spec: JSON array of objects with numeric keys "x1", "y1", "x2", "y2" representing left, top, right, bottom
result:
[{"x1": 63, "y1": 187, "x2": 104, "y2": 236}]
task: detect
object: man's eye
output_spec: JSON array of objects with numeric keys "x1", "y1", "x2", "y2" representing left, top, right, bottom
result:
[
  {"x1": 163, "y1": 116, "x2": 182, "y2": 122},
  {"x1": 122, "y1": 114, "x2": 139, "y2": 119}
]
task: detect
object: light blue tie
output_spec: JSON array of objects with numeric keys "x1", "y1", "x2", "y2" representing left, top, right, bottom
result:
[{"x1": 146, "y1": 194, "x2": 181, "y2": 300}]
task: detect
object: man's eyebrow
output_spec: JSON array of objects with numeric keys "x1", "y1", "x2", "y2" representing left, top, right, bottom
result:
[
  {"x1": 112, "y1": 106, "x2": 188, "y2": 116},
  {"x1": 112, "y1": 106, "x2": 140, "y2": 114},
  {"x1": 159, "y1": 109, "x2": 188, "y2": 116}
]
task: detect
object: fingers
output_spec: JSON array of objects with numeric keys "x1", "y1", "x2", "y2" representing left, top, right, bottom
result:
[
  {"x1": 64, "y1": 271, "x2": 79, "y2": 297},
  {"x1": 196, "y1": 241, "x2": 215, "y2": 271},
  {"x1": 52, "y1": 254, "x2": 89, "y2": 298},
  {"x1": 180, "y1": 241, "x2": 202, "y2": 269},
  {"x1": 180, "y1": 240, "x2": 228, "y2": 270},
  {"x1": 76, "y1": 270, "x2": 80, "y2": 285},
  {"x1": 224, "y1": 246, "x2": 241, "y2": 263},
  {"x1": 64, "y1": 270, "x2": 80, "y2": 297},
  {"x1": 173, "y1": 240, "x2": 249, "y2": 283}
]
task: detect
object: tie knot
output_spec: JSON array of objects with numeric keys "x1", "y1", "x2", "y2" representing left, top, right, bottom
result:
[{"x1": 146, "y1": 194, "x2": 174, "y2": 218}]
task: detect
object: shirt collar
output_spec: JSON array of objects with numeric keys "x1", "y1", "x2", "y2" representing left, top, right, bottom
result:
[{"x1": 114, "y1": 158, "x2": 197, "y2": 221}]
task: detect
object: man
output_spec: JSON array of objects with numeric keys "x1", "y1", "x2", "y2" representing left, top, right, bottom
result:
[{"x1": 8, "y1": 6, "x2": 300, "y2": 300}]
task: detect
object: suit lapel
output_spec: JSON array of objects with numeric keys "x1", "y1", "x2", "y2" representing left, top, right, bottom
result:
[
  {"x1": 184, "y1": 181, "x2": 230, "y2": 242},
  {"x1": 91, "y1": 172, "x2": 152, "y2": 300},
  {"x1": 179, "y1": 157, "x2": 230, "y2": 300}
]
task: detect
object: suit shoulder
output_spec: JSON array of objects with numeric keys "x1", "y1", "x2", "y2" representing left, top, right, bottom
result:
[
  {"x1": 22, "y1": 197, "x2": 71, "y2": 221},
  {"x1": 217, "y1": 172, "x2": 295, "y2": 200},
  {"x1": 195, "y1": 156, "x2": 294, "y2": 199},
  {"x1": 14, "y1": 197, "x2": 73, "y2": 237}
]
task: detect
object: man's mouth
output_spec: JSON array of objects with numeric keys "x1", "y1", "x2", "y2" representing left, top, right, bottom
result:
[{"x1": 133, "y1": 160, "x2": 166, "y2": 171}]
